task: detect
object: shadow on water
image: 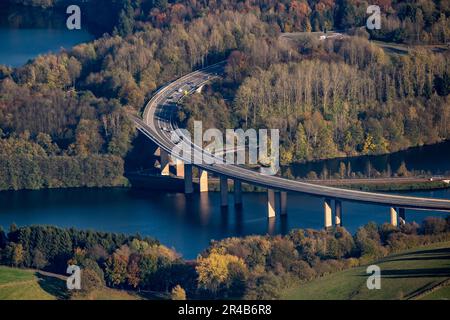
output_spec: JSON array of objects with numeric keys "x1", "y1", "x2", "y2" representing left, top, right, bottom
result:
[
  {"x1": 0, "y1": 2, "x2": 67, "y2": 29},
  {"x1": 1, "y1": 187, "x2": 449, "y2": 259},
  {"x1": 286, "y1": 140, "x2": 450, "y2": 178},
  {"x1": 0, "y1": 3, "x2": 94, "y2": 67}
]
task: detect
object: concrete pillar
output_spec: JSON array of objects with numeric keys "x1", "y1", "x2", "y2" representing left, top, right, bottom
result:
[
  {"x1": 324, "y1": 198, "x2": 332, "y2": 229},
  {"x1": 267, "y1": 189, "x2": 276, "y2": 218},
  {"x1": 196, "y1": 85, "x2": 204, "y2": 93},
  {"x1": 234, "y1": 180, "x2": 242, "y2": 206},
  {"x1": 390, "y1": 207, "x2": 398, "y2": 227},
  {"x1": 399, "y1": 208, "x2": 406, "y2": 224},
  {"x1": 220, "y1": 176, "x2": 228, "y2": 207},
  {"x1": 267, "y1": 216, "x2": 276, "y2": 234},
  {"x1": 160, "y1": 149, "x2": 170, "y2": 176},
  {"x1": 199, "y1": 169, "x2": 208, "y2": 193},
  {"x1": 176, "y1": 159, "x2": 185, "y2": 178},
  {"x1": 280, "y1": 192, "x2": 287, "y2": 216},
  {"x1": 335, "y1": 199, "x2": 342, "y2": 226},
  {"x1": 184, "y1": 164, "x2": 193, "y2": 194}
]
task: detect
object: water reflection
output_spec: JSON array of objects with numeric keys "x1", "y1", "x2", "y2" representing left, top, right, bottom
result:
[
  {"x1": 280, "y1": 215, "x2": 289, "y2": 235},
  {"x1": 267, "y1": 217, "x2": 276, "y2": 235},
  {"x1": 220, "y1": 206, "x2": 229, "y2": 233},
  {"x1": 0, "y1": 3, "x2": 94, "y2": 67},
  {"x1": 0, "y1": 187, "x2": 449, "y2": 259},
  {"x1": 0, "y1": 3, "x2": 67, "y2": 29},
  {"x1": 234, "y1": 205, "x2": 244, "y2": 235},
  {"x1": 286, "y1": 140, "x2": 450, "y2": 178}
]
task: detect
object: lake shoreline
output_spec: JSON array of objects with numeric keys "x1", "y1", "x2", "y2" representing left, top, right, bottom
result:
[
  {"x1": 283, "y1": 139, "x2": 450, "y2": 180},
  {"x1": 0, "y1": 3, "x2": 97, "y2": 67},
  {"x1": 1, "y1": 170, "x2": 449, "y2": 194},
  {"x1": 1, "y1": 181, "x2": 449, "y2": 259},
  {"x1": 286, "y1": 139, "x2": 450, "y2": 167},
  {"x1": 0, "y1": 2, "x2": 106, "y2": 36}
]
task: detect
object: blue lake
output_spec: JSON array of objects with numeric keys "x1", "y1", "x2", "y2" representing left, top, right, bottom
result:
[
  {"x1": 0, "y1": 3, "x2": 94, "y2": 67},
  {"x1": 0, "y1": 187, "x2": 448, "y2": 259},
  {"x1": 0, "y1": 3, "x2": 449, "y2": 260},
  {"x1": 0, "y1": 28, "x2": 93, "y2": 67}
]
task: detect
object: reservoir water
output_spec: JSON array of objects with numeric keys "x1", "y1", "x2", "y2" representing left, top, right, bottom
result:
[
  {"x1": 0, "y1": 3, "x2": 449, "y2": 259},
  {"x1": 285, "y1": 140, "x2": 450, "y2": 178},
  {"x1": 0, "y1": 3, "x2": 94, "y2": 67},
  {"x1": 0, "y1": 187, "x2": 449, "y2": 259}
]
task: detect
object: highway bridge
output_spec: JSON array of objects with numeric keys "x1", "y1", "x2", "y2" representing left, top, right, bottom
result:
[{"x1": 131, "y1": 62, "x2": 450, "y2": 229}]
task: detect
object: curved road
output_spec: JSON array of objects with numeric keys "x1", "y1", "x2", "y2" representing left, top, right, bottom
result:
[{"x1": 131, "y1": 62, "x2": 450, "y2": 212}]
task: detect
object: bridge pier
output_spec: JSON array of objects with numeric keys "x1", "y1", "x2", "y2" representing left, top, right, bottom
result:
[
  {"x1": 176, "y1": 159, "x2": 185, "y2": 178},
  {"x1": 184, "y1": 164, "x2": 193, "y2": 194},
  {"x1": 160, "y1": 149, "x2": 170, "y2": 176},
  {"x1": 335, "y1": 200, "x2": 342, "y2": 227},
  {"x1": 134, "y1": 66, "x2": 450, "y2": 224},
  {"x1": 234, "y1": 180, "x2": 242, "y2": 206},
  {"x1": 199, "y1": 170, "x2": 208, "y2": 193},
  {"x1": 220, "y1": 176, "x2": 228, "y2": 207},
  {"x1": 280, "y1": 192, "x2": 287, "y2": 216},
  {"x1": 324, "y1": 198, "x2": 333, "y2": 230},
  {"x1": 390, "y1": 207, "x2": 398, "y2": 227},
  {"x1": 399, "y1": 208, "x2": 406, "y2": 225},
  {"x1": 267, "y1": 189, "x2": 276, "y2": 218},
  {"x1": 196, "y1": 85, "x2": 205, "y2": 93}
]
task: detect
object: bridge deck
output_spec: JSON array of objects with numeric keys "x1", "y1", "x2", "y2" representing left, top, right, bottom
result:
[{"x1": 132, "y1": 62, "x2": 450, "y2": 213}]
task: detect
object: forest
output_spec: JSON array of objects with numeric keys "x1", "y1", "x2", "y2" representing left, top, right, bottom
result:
[
  {"x1": 0, "y1": 0, "x2": 449, "y2": 190},
  {"x1": 1, "y1": 217, "x2": 450, "y2": 299},
  {"x1": 181, "y1": 34, "x2": 450, "y2": 164},
  {"x1": 9, "y1": 0, "x2": 450, "y2": 44}
]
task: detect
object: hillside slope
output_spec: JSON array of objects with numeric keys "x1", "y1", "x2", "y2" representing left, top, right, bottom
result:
[{"x1": 282, "y1": 241, "x2": 450, "y2": 300}]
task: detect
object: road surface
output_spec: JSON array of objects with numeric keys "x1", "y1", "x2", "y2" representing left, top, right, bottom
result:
[{"x1": 131, "y1": 62, "x2": 450, "y2": 212}]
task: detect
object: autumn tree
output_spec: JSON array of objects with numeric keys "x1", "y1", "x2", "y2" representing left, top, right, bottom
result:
[
  {"x1": 72, "y1": 119, "x2": 104, "y2": 157},
  {"x1": 127, "y1": 253, "x2": 141, "y2": 288},
  {"x1": 2, "y1": 243, "x2": 24, "y2": 267},
  {"x1": 171, "y1": 285, "x2": 187, "y2": 300},
  {"x1": 196, "y1": 252, "x2": 247, "y2": 294},
  {"x1": 105, "y1": 246, "x2": 130, "y2": 287}
]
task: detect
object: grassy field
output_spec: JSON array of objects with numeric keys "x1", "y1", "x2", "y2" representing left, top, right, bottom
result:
[
  {"x1": 71, "y1": 288, "x2": 141, "y2": 300},
  {"x1": 419, "y1": 284, "x2": 450, "y2": 300},
  {"x1": 3, "y1": 241, "x2": 450, "y2": 300},
  {"x1": 282, "y1": 241, "x2": 450, "y2": 300},
  {"x1": 0, "y1": 267, "x2": 61, "y2": 300},
  {"x1": 0, "y1": 266, "x2": 140, "y2": 300}
]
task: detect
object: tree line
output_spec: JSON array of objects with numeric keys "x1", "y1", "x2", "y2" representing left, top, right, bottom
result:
[
  {"x1": 197, "y1": 216, "x2": 450, "y2": 299},
  {"x1": 1, "y1": 216, "x2": 450, "y2": 299},
  {"x1": 1, "y1": 0, "x2": 448, "y2": 190},
  {"x1": 180, "y1": 33, "x2": 450, "y2": 164},
  {"x1": 11, "y1": 0, "x2": 450, "y2": 44},
  {"x1": 0, "y1": 9, "x2": 283, "y2": 190},
  {"x1": 0, "y1": 134, "x2": 125, "y2": 191}
]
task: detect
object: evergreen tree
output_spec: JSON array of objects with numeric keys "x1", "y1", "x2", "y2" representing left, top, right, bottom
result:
[{"x1": 116, "y1": 0, "x2": 135, "y2": 37}]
